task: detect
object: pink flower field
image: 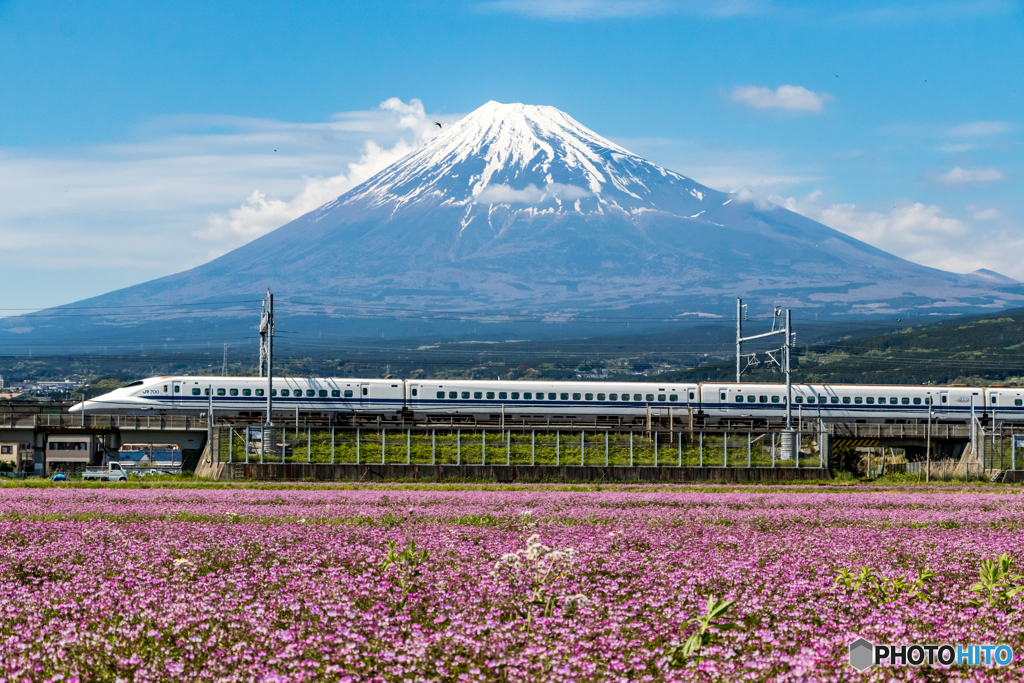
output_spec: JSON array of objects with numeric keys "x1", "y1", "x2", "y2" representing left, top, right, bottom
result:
[{"x1": 2, "y1": 485, "x2": 1023, "y2": 682}]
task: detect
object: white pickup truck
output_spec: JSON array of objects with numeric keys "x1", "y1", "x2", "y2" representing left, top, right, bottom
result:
[{"x1": 82, "y1": 462, "x2": 129, "y2": 482}]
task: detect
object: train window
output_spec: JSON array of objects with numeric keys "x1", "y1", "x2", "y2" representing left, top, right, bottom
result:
[
  {"x1": 819, "y1": 396, "x2": 826, "y2": 403},
  {"x1": 941, "y1": 396, "x2": 948, "y2": 403},
  {"x1": 550, "y1": 393, "x2": 558, "y2": 400},
  {"x1": 842, "y1": 397, "x2": 850, "y2": 404},
  {"x1": 794, "y1": 396, "x2": 802, "y2": 404},
  {"x1": 306, "y1": 390, "x2": 315, "y2": 397},
  {"x1": 173, "y1": 385, "x2": 180, "y2": 393},
  {"x1": 913, "y1": 397, "x2": 921, "y2": 405},
  {"x1": 462, "y1": 392, "x2": 470, "y2": 399},
  {"x1": 523, "y1": 392, "x2": 531, "y2": 399},
  {"x1": 747, "y1": 396, "x2": 754, "y2": 403},
  {"x1": 925, "y1": 397, "x2": 931, "y2": 405},
  {"x1": 585, "y1": 393, "x2": 593, "y2": 401},
  {"x1": 345, "y1": 390, "x2": 354, "y2": 398},
  {"x1": 598, "y1": 393, "x2": 606, "y2": 401},
  {"x1": 228, "y1": 389, "x2": 237, "y2": 396},
  {"x1": 271, "y1": 389, "x2": 277, "y2": 397},
  {"x1": 689, "y1": 392, "x2": 695, "y2": 400},
  {"x1": 902, "y1": 397, "x2": 910, "y2": 405},
  {"x1": 866, "y1": 397, "x2": 874, "y2": 404},
  {"x1": 192, "y1": 388, "x2": 201, "y2": 395},
  {"x1": 280, "y1": 390, "x2": 289, "y2": 397},
  {"x1": 560, "y1": 393, "x2": 569, "y2": 400},
  {"x1": 759, "y1": 396, "x2": 767, "y2": 403},
  {"x1": 829, "y1": 397, "x2": 838, "y2": 404},
  {"x1": 889, "y1": 397, "x2": 897, "y2": 404},
  {"x1": 720, "y1": 392, "x2": 726, "y2": 401},
  {"x1": 645, "y1": 394, "x2": 654, "y2": 402},
  {"x1": 217, "y1": 389, "x2": 226, "y2": 396},
  {"x1": 771, "y1": 396, "x2": 780, "y2": 404},
  {"x1": 242, "y1": 389, "x2": 251, "y2": 396},
  {"x1": 256, "y1": 389, "x2": 264, "y2": 397},
  {"x1": 853, "y1": 397, "x2": 861, "y2": 404},
  {"x1": 317, "y1": 390, "x2": 326, "y2": 398},
  {"x1": 510, "y1": 392, "x2": 519, "y2": 400},
  {"x1": 572, "y1": 393, "x2": 580, "y2": 400},
  {"x1": 474, "y1": 392, "x2": 482, "y2": 399},
  {"x1": 670, "y1": 395, "x2": 678, "y2": 402},
  {"x1": 658, "y1": 394, "x2": 666, "y2": 402},
  {"x1": 436, "y1": 391, "x2": 445, "y2": 399},
  {"x1": 1016, "y1": 399, "x2": 1023, "y2": 406},
  {"x1": 499, "y1": 392, "x2": 507, "y2": 400},
  {"x1": 625, "y1": 395, "x2": 633, "y2": 402},
  {"x1": 736, "y1": 395, "x2": 744, "y2": 402},
  {"x1": 332, "y1": 390, "x2": 340, "y2": 398},
  {"x1": 991, "y1": 396, "x2": 997, "y2": 404},
  {"x1": 609, "y1": 393, "x2": 618, "y2": 400},
  {"x1": 363, "y1": 388, "x2": 368, "y2": 396},
  {"x1": 486, "y1": 392, "x2": 495, "y2": 399}
]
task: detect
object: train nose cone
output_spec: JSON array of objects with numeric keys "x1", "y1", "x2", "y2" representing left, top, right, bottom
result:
[{"x1": 69, "y1": 402, "x2": 83, "y2": 413}]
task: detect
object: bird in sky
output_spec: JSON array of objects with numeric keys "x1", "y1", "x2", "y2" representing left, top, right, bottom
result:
[{"x1": 434, "y1": 122, "x2": 442, "y2": 129}]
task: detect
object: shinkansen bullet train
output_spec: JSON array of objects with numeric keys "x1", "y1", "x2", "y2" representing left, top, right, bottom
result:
[{"x1": 70, "y1": 376, "x2": 1024, "y2": 423}]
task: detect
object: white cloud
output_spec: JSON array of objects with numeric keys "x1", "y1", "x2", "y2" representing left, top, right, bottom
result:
[
  {"x1": 948, "y1": 121, "x2": 1014, "y2": 137},
  {"x1": 475, "y1": 182, "x2": 591, "y2": 204},
  {"x1": 973, "y1": 208, "x2": 1002, "y2": 221},
  {"x1": 198, "y1": 136, "x2": 421, "y2": 243},
  {"x1": 836, "y1": 1, "x2": 1017, "y2": 23},
  {"x1": 780, "y1": 192, "x2": 1024, "y2": 279},
  {"x1": 0, "y1": 98, "x2": 460, "y2": 309},
  {"x1": 731, "y1": 85, "x2": 833, "y2": 112},
  {"x1": 476, "y1": 0, "x2": 766, "y2": 19},
  {"x1": 937, "y1": 143, "x2": 976, "y2": 153},
  {"x1": 935, "y1": 166, "x2": 1006, "y2": 187}
]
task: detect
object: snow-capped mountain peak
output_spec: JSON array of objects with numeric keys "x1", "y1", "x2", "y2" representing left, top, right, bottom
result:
[{"x1": 327, "y1": 101, "x2": 722, "y2": 217}]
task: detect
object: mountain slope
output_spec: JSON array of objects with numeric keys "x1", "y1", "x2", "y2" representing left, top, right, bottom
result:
[{"x1": 4, "y1": 101, "x2": 1023, "y2": 346}]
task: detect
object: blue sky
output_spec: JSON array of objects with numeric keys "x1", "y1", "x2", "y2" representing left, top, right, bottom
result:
[{"x1": 1, "y1": 0, "x2": 1021, "y2": 310}]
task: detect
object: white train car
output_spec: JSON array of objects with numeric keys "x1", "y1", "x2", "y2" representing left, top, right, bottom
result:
[
  {"x1": 987, "y1": 386, "x2": 1024, "y2": 421},
  {"x1": 700, "y1": 383, "x2": 985, "y2": 422},
  {"x1": 71, "y1": 376, "x2": 405, "y2": 417},
  {"x1": 406, "y1": 379, "x2": 699, "y2": 419}
]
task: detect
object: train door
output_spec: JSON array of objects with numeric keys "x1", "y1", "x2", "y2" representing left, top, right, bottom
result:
[
  {"x1": 936, "y1": 390, "x2": 950, "y2": 417},
  {"x1": 358, "y1": 383, "x2": 370, "y2": 410},
  {"x1": 172, "y1": 380, "x2": 183, "y2": 406}
]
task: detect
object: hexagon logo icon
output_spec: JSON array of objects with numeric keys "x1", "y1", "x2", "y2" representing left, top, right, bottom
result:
[{"x1": 849, "y1": 638, "x2": 874, "y2": 671}]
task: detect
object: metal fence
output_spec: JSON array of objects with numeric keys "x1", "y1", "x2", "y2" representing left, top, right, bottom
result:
[
  {"x1": 0, "y1": 413, "x2": 207, "y2": 430},
  {"x1": 211, "y1": 426, "x2": 829, "y2": 468}
]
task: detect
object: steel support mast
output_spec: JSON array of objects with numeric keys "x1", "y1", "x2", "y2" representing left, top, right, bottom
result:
[
  {"x1": 736, "y1": 298, "x2": 796, "y2": 458},
  {"x1": 259, "y1": 289, "x2": 274, "y2": 428}
]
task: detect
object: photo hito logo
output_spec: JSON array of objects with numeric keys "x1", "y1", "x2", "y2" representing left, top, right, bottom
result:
[{"x1": 849, "y1": 638, "x2": 1014, "y2": 670}]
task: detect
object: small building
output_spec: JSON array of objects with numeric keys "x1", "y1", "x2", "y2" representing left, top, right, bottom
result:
[
  {"x1": 46, "y1": 435, "x2": 99, "y2": 475},
  {"x1": 0, "y1": 442, "x2": 32, "y2": 471}
]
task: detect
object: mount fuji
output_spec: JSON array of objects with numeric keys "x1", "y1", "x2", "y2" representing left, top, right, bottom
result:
[{"x1": 5, "y1": 101, "x2": 1023, "y2": 344}]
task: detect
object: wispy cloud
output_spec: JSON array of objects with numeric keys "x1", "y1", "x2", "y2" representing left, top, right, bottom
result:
[
  {"x1": 948, "y1": 121, "x2": 1014, "y2": 137},
  {"x1": 198, "y1": 99, "x2": 439, "y2": 245},
  {"x1": 475, "y1": 182, "x2": 590, "y2": 204},
  {"x1": 835, "y1": 0, "x2": 1017, "y2": 23},
  {"x1": 475, "y1": 0, "x2": 767, "y2": 20},
  {"x1": 0, "y1": 98, "x2": 460, "y2": 309},
  {"x1": 731, "y1": 85, "x2": 833, "y2": 112},
  {"x1": 935, "y1": 166, "x2": 1006, "y2": 186},
  {"x1": 974, "y1": 208, "x2": 1003, "y2": 221},
  {"x1": 884, "y1": 120, "x2": 1015, "y2": 139}
]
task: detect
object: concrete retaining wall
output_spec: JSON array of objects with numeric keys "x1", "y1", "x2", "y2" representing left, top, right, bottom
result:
[{"x1": 221, "y1": 463, "x2": 831, "y2": 483}]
